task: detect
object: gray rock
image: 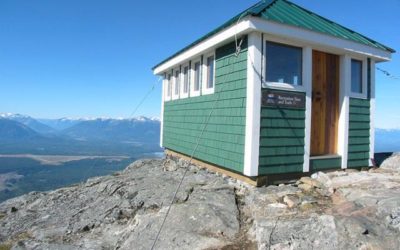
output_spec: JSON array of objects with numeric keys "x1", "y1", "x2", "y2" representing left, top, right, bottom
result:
[
  {"x1": 1, "y1": 158, "x2": 400, "y2": 249},
  {"x1": 253, "y1": 215, "x2": 338, "y2": 250},
  {"x1": 381, "y1": 153, "x2": 400, "y2": 171},
  {"x1": 0, "y1": 159, "x2": 240, "y2": 249}
]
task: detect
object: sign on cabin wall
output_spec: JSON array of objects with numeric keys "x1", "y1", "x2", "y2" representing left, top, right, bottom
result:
[{"x1": 262, "y1": 89, "x2": 305, "y2": 109}]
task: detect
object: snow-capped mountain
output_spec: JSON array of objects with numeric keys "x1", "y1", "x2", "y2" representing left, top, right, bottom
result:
[
  {"x1": 1, "y1": 113, "x2": 161, "y2": 142},
  {"x1": 0, "y1": 118, "x2": 42, "y2": 141},
  {"x1": 38, "y1": 118, "x2": 83, "y2": 131},
  {"x1": 1, "y1": 113, "x2": 56, "y2": 134},
  {"x1": 60, "y1": 117, "x2": 160, "y2": 143},
  {"x1": 0, "y1": 113, "x2": 162, "y2": 155}
]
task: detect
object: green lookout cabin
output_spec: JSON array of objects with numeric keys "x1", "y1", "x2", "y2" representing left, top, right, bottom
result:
[{"x1": 152, "y1": 0, "x2": 394, "y2": 185}]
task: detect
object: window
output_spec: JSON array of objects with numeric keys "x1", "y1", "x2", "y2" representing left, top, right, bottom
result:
[
  {"x1": 190, "y1": 59, "x2": 201, "y2": 97},
  {"x1": 202, "y1": 54, "x2": 215, "y2": 95},
  {"x1": 172, "y1": 69, "x2": 180, "y2": 100},
  {"x1": 194, "y1": 62, "x2": 201, "y2": 91},
  {"x1": 351, "y1": 59, "x2": 363, "y2": 94},
  {"x1": 165, "y1": 74, "x2": 172, "y2": 101},
  {"x1": 265, "y1": 41, "x2": 302, "y2": 86},
  {"x1": 206, "y1": 55, "x2": 215, "y2": 88},
  {"x1": 180, "y1": 64, "x2": 189, "y2": 98}
]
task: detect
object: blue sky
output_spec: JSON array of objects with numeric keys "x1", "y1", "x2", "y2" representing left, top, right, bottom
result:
[{"x1": 0, "y1": 0, "x2": 399, "y2": 128}]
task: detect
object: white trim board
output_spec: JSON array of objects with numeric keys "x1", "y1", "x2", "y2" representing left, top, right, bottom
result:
[
  {"x1": 160, "y1": 76, "x2": 166, "y2": 147},
  {"x1": 338, "y1": 55, "x2": 351, "y2": 169},
  {"x1": 302, "y1": 46, "x2": 312, "y2": 172},
  {"x1": 243, "y1": 32, "x2": 262, "y2": 177},
  {"x1": 369, "y1": 59, "x2": 376, "y2": 166}
]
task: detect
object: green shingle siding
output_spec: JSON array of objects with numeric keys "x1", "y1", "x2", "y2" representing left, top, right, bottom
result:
[
  {"x1": 348, "y1": 98, "x2": 370, "y2": 168},
  {"x1": 163, "y1": 38, "x2": 248, "y2": 173},
  {"x1": 310, "y1": 157, "x2": 342, "y2": 171},
  {"x1": 258, "y1": 89, "x2": 306, "y2": 175}
]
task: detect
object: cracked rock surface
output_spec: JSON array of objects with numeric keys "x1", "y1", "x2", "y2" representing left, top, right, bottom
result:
[
  {"x1": 0, "y1": 158, "x2": 243, "y2": 250},
  {"x1": 1, "y1": 155, "x2": 400, "y2": 249}
]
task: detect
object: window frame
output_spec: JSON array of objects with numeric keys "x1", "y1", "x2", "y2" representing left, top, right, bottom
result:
[
  {"x1": 262, "y1": 38, "x2": 306, "y2": 92},
  {"x1": 172, "y1": 67, "x2": 180, "y2": 100},
  {"x1": 190, "y1": 57, "x2": 202, "y2": 97},
  {"x1": 202, "y1": 52, "x2": 216, "y2": 95},
  {"x1": 349, "y1": 57, "x2": 368, "y2": 99},
  {"x1": 164, "y1": 73, "x2": 172, "y2": 102},
  {"x1": 180, "y1": 62, "x2": 190, "y2": 99}
]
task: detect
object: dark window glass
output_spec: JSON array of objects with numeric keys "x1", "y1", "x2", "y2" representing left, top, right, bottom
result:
[
  {"x1": 174, "y1": 70, "x2": 179, "y2": 95},
  {"x1": 351, "y1": 59, "x2": 363, "y2": 93},
  {"x1": 265, "y1": 42, "x2": 302, "y2": 86},
  {"x1": 183, "y1": 66, "x2": 189, "y2": 93},
  {"x1": 194, "y1": 62, "x2": 201, "y2": 91},
  {"x1": 167, "y1": 74, "x2": 171, "y2": 97},
  {"x1": 206, "y1": 56, "x2": 215, "y2": 89}
]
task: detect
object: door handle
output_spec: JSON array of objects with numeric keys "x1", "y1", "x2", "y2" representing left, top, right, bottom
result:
[{"x1": 313, "y1": 91, "x2": 322, "y2": 101}]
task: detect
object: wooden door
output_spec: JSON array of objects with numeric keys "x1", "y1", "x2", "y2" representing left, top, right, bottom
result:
[{"x1": 311, "y1": 51, "x2": 339, "y2": 156}]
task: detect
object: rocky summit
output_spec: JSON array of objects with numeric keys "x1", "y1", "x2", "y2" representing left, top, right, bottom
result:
[{"x1": 1, "y1": 156, "x2": 400, "y2": 250}]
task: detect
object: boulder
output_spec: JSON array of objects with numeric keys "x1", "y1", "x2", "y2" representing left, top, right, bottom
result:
[
  {"x1": 381, "y1": 153, "x2": 400, "y2": 171},
  {"x1": 299, "y1": 176, "x2": 323, "y2": 189},
  {"x1": 283, "y1": 195, "x2": 300, "y2": 208}
]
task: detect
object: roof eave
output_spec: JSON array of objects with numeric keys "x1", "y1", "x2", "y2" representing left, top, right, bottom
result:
[
  {"x1": 250, "y1": 16, "x2": 393, "y2": 62},
  {"x1": 153, "y1": 19, "x2": 255, "y2": 75},
  {"x1": 151, "y1": 0, "x2": 277, "y2": 71}
]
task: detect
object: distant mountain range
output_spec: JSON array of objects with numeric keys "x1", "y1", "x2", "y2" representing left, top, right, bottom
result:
[
  {"x1": 0, "y1": 113, "x2": 398, "y2": 155},
  {"x1": 0, "y1": 113, "x2": 161, "y2": 156},
  {"x1": 0, "y1": 118, "x2": 41, "y2": 141}
]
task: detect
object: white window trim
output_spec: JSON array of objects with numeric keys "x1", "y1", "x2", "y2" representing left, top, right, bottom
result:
[
  {"x1": 190, "y1": 58, "x2": 201, "y2": 97},
  {"x1": 172, "y1": 68, "x2": 180, "y2": 100},
  {"x1": 164, "y1": 73, "x2": 172, "y2": 102},
  {"x1": 262, "y1": 37, "x2": 306, "y2": 93},
  {"x1": 180, "y1": 63, "x2": 190, "y2": 99},
  {"x1": 202, "y1": 52, "x2": 216, "y2": 95},
  {"x1": 349, "y1": 56, "x2": 368, "y2": 99}
]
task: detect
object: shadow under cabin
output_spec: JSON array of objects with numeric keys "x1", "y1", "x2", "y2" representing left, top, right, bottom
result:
[{"x1": 152, "y1": 0, "x2": 395, "y2": 186}]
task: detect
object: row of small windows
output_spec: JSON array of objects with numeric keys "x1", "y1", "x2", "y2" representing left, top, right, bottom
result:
[
  {"x1": 164, "y1": 53, "x2": 215, "y2": 101},
  {"x1": 164, "y1": 41, "x2": 366, "y2": 101}
]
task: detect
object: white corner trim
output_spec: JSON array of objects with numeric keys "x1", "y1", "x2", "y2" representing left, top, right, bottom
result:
[
  {"x1": 160, "y1": 77, "x2": 165, "y2": 148},
  {"x1": 338, "y1": 55, "x2": 351, "y2": 169},
  {"x1": 250, "y1": 17, "x2": 392, "y2": 62},
  {"x1": 303, "y1": 46, "x2": 312, "y2": 172},
  {"x1": 153, "y1": 19, "x2": 252, "y2": 75},
  {"x1": 369, "y1": 59, "x2": 376, "y2": 166},
  {"x1": 243, "y1": 32, "x2": 262, "y2": 177}
]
